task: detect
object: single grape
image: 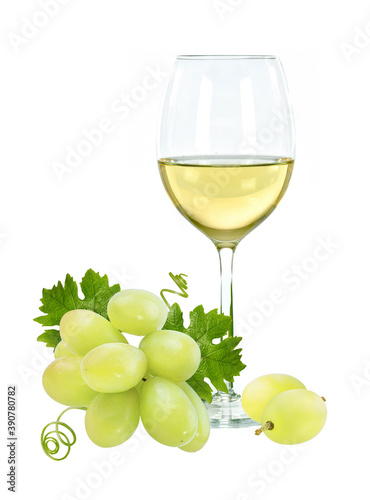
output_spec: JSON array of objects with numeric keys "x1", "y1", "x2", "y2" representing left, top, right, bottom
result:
[
  {"x1": 60, "y1": 309, "x2": 128, "y2": 356},
  {"x1": 257, "y1": 389, "x2": 327, "y2": 444},
  {"x1": 140, "y1": 377, "x2": 198, "y2": 447},
  {"x1": 81, "y1": 343, "x2": 148, "y2": 393},
  {"x1": 241, "y1": 374, "x2": 306, "y2": 423},
  {"x1": 42, "y1": 356, "x2": 97, "y2": 407},
  {"x1": 177, "y1": 382, "x2": 210, "y2": 452},
  {"x1": 139, "y1": 330, "x2": 200, "y2": 382},
  {"x1": 85, "y1": 390, "x2": 140, "y2": 447},
  {"x1": 54, "y1": 341, "x2": 74, "y2": 359},
  {"x1": 107, "y1": 289, "x2": 168, "y2": 336}
]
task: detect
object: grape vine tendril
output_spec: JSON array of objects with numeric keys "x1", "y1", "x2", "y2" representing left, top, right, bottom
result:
[
  {"x1": 41, "y1": 406, "x2": 87, "y2": 460},
  {"x1": 160, "y1": 272, "x2": 189, "y2": 309}
]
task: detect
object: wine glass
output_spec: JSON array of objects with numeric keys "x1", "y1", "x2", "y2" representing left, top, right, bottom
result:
[{"x1": 157, "y1": 55, "x2": 295, "y2": 428}]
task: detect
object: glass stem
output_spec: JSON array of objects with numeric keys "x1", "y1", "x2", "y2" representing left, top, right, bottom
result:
[{"x1": 218, "y1": 246, "x2": 235, "y2": 394}]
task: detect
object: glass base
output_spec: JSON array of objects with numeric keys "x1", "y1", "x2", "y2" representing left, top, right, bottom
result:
[{"x1": 204, "y1": 390, "x2": 259, "y2": 428}]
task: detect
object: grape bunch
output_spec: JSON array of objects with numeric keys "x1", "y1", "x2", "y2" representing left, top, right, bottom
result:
[
  {"x1": 42, "y1": 289, "x2": 210, "y2": 456},
  {"x1": 241, "y1": 374, "x2": 327, "y2": 444}
]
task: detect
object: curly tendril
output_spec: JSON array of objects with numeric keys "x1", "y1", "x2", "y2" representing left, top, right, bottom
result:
[
  {"x1": 160, "y1": 272, "x2": 189, "y2": 308},
  {"x1": 41, "y1": 406, "x2": 87, "y2": 461}
]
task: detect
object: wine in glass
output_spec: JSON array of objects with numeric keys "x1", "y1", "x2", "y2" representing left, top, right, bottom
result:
[{"x1": 157, "y1": 55, "x2": 295, "y2": 428}]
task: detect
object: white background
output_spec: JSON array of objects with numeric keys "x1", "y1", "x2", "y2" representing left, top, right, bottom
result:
[{"x1": 1, "y1": 1, "x2": 369, "y2": 499}]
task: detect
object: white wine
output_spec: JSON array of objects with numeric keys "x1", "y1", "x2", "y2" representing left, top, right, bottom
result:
[{"x1": 158, "y1": 156, "x2": 294, "y2": 245}]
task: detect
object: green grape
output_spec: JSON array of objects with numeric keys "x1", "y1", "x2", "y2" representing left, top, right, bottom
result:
[
  {"x1": 241, "y1": 374, "x2": 306, "y2": 423},
  {"x1": 177, "y1": 382, "x2": 210, "y2": 452},
  {"x1": 54, "y1": 341, "x2": 74, "y2": 359},
  {"x1": 60, "y1": 309, "x2": 128, "y2": 356},
  {"x1": 140, "y1": 377, "x2": 198, "y2": 447},
  {"x1": 81, "y1": 343, "x2": 148, "y2": 393},
  {"x1": 42, "y1": 356, "x2": 97, "y2": 406},
  {"x1": 258, "y1": 389, "x2": 327, "y2": 444},
  {"x1": 107, "y1": 289, "x2": 168, "y2": 336},
  {"x1": 85, "y1": 390, "x2": 140, "y2": 448},
  {"x1": 139, "y1": 330, "x2": 201, "y2": 382}
]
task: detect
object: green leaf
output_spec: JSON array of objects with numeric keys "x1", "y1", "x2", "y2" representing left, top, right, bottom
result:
[
  {"x1": 78, "y1": 270, "x2": 120, "y2": 319},
  {"x1": 186, "y1": 373, "x2": 213, "y2": 404},
  {"x1": 34, "y1": 274, "x2": 82, "y2": 327},
  {"x1": 163, "y1": 303, "x2": 186, "y2": 332},
  {"x1": 34, "y1": 270, "x2": 121, "y2": 347},
  {"x1": 163, "y1": 304, "x2": 246, "y2": 403},
  {"x1": 37, "y1": 330, "x2": 61, "y2": 350}
]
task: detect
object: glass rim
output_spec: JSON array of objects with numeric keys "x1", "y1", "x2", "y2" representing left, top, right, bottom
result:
[{"x1": 176, "y1": 55, "x2": 278, "y2": 60}]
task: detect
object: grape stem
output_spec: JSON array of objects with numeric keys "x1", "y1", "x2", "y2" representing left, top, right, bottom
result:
[
  {"x1": 321, "y1": 396, "x2": 326, "y2": 402},
  {"x1": 255, "y1": 421, "x2": 274, "y2": 435}
]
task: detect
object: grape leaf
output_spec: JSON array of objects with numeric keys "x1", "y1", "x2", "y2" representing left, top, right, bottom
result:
[
  {"x1": 36, "y1": 330, "x2": 61, "y2": 350},
  {"x1": 34, "y1": 269, "x2": 120, "y2": 348},
  {"x1": 34, "y1": 274, "x2": 81, "y2": 327},
  {"x1": 78, "y1": 270, "x2": 120, "y2": 317},
  {"x1": 163, "y1": 304, "x2": 246, "y2": 403},
  {"x1": 162, "y1": 303, "x2": 186, "y2": 332}
]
